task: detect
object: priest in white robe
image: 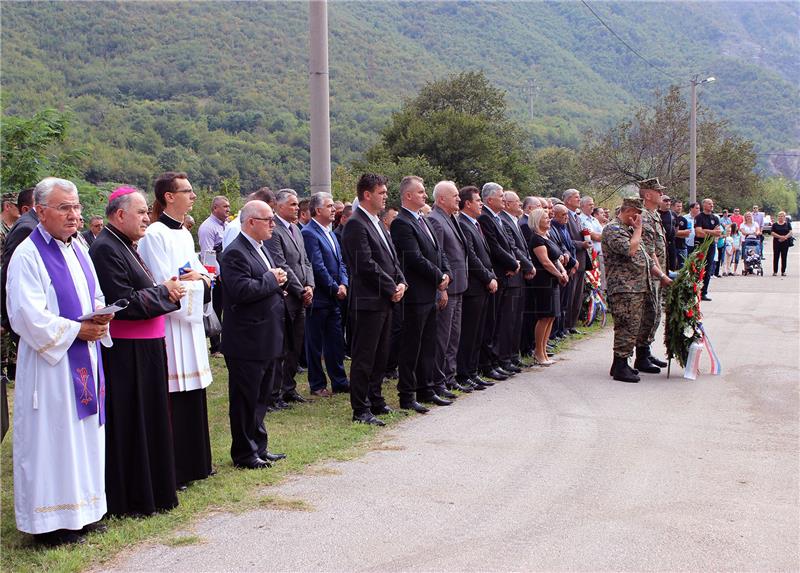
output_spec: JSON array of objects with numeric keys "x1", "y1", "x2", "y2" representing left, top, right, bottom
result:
[
  {"x1": 137, "y1": 171, "x2": 214, "y2": 486},
  {"x1": 6, "y1": 177, "x2": 113, "y2": 546}
]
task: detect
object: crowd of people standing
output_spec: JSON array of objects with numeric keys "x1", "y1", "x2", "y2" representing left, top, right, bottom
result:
[{"x1": 0, "y1": 170, "x2": 793, "y2": 546}]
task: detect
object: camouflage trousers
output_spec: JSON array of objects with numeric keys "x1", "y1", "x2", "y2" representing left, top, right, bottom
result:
[
  {"x1": 641, "y1": 283, "x2": 661, "y2": 345},
  {"x1": 609, "y1": 291, "x2": 656, "y2": 358}
]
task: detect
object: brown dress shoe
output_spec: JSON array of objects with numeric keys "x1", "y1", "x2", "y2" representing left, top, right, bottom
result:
[{"x1": 311, "y1": 388, "x2": 332, "y2": 397}]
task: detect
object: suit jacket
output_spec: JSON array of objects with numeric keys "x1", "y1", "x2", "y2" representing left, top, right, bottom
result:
[
  {"x1": 266, "y1": 220, "x2": 315, "y2": 305},
  {"x1": 567, "y1": 210, "x2": 589, "y2": 268},
  {"x1": 428, "y1": 205, "x2": 468, "y2": 296},
  {"x1": 549, "y1": 224, "x2": 577, "y2": 271},
  {"x1": 0, "y1": 209, "x2": 39, "y2": 330},
  {"x1": 519, "y1": 214, "x2": 533, "y2": 247},
  {"x1": 478, "y1": 206, "x2": 518, "y2": 283},
  {"x1": 81, "y1": 229, "x2": 97, "y2": 247},
  {"x1": 390, "y1": 208, "x2": 450, "y2": 305},
  {"x1": 220, "y1": 233, "x2": 285, "y2": 360},
  {"x1": 458, "y1": 212, "x2": 497, "y2": 296},
  {"x1": 499, "y1": 210, "x2": 533, "y2": 287},
  {"x1": 301, "y1": 219, "x2": 348, "y2": 309},
  {"x1": 341, "y1": 207, "x2": 406, "y2": 312}
]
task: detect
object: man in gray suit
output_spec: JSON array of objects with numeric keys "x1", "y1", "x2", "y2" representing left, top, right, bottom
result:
[
  {"x1": 266, "y1": 189, "x2": 315, "y2": 406},
  {"x1": 563, "y1": 188, "x2": 591, "y2": 333},
  {"x1": 428, "y1": 181, "x2": 470, "y2": 395}
]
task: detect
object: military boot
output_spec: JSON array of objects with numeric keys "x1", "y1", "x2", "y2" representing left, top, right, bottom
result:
[
  {"x1": 634, "y1": 346, "x2": 661, "y2": 374},
  {"x1": 610, "y1": 356, "x2": 640, "y2": 383},
  {"x1": 643, "y1": 346, "x2": 668, "y2": 368}
]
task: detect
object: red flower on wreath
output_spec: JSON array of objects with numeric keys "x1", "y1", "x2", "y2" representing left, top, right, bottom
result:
[
  {"x1": 697, "y1": 252, "x2": 705, "y2": 261},
  {"x1": 686, "y1": 309, "x2": 694, "y2": 318},
  {"x1": 692, "y1": 283, "x2": 698, "y2": 293}
]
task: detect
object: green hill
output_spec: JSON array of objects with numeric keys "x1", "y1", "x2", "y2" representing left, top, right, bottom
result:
[{"x1": 1, "y1": 1, "x2": 797, "y2": 193}]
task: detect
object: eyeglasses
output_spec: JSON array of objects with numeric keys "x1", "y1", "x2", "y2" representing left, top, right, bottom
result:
[
  {"x1": 168, "y1": 189, "x2": 193, "y2": 195},
  {"x1": 43, "y1": 202, "x2": 83, "y2": 214},
  {"x1": 252, "y1": 217, "x2": 275, "y2": 225}
]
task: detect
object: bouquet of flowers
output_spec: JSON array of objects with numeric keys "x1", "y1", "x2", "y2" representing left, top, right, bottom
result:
[
  {"x1": 583, "y1": 248, "x2": 606, "y2": 327},
  {"x1": 664, "y1": 235, "x2": 722, "y2": 378}
]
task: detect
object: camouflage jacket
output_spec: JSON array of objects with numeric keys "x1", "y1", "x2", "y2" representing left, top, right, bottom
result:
[
  {"x1": 641, "y1": 207, "x2": 666, "y2": 271},
  {"x1": 601, "y1": 218, "x2": 652, "y2": 296}
]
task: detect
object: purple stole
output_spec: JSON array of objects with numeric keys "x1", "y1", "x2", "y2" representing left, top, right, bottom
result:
[{"x1": 30, "y1": 228, "x2": 105, "y2": 424}]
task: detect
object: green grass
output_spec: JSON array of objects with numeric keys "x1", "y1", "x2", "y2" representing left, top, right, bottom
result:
[
  {"x1": 0, "y1": 356, "x2": 406, "y2": 572},
  {"x1": 0, "y1": 320, "x2": 611, "y2": 571}
]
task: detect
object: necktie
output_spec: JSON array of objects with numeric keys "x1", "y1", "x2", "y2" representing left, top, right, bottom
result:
[
  {"x1": 290, "y1": 223, "x2": 299, "y2": 241},
  {"x1": 476, "y1": 221, "x2": 483, "y2": 236},
  {"x1": 418, "y1": 216, "x2": 434, "y2": 244}
]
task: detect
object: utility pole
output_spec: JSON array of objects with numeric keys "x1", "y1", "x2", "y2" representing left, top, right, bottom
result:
[
  {"x1": 524, "y1": 78, "x2": 536, "y2": 120},
  {"x1": 689, "y1": 75, "x2": 715, "y2": 205},
  {"x1": 309, "y1": 0, "x2": 331, "y2": 194}
]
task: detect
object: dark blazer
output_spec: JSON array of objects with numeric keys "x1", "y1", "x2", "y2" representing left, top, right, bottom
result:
[
  {"x1": 499, "y1": 210, "x2": 533, "y2": 287},
  {"x1": 549, "y1": 224, "x2": 577, "y2": 271},
  {"x1": 1, "y1": 209, "x2": 39, "y2": 330},
  {"x1": 567, "y1": 210, "x2": 590, "y2": 268},
  {"x1": 341, "y1": 207, "x2": 405, "y2": 312},
  {"x1": 519, "y1": 214, "x2": 533, "y2": 247},
  {"x1": 428, "y1": 205, "x2": 468, "y2": 295},
  {"x1": 220, "y1": 233, "x2": 285, "y2": 360},
  {"x1": 266, "y1": 220, "x2": 315, "y2": 302},
  {"x1": 82, "y1": 229, "x2": 97, "y2": 247},
  {"x1": 458, "y1": 212, "x2": 497, "y2": 296},
  {"x1": 390, "y1": 208, "x2": 450, "y2": 306},
  {"x1": 478, "y1": 206, "x2": 518, "y2": 280},
  {"x1": 301, "y1": 219, "x2": 348, "y2": 309}
]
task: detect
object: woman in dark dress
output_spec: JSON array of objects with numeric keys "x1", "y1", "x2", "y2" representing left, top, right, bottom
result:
[
  {"x1": 527, "y1": 208, "x2": 569, "y2": 366},
  {"x1": 771, "y1": 211, "x2": 793, "y2": 276}
]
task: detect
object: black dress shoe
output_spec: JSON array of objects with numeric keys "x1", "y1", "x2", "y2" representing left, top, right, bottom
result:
[
  {"x1": 332, "y1": 384, "x2": 351, "y2": 394},
  {"x1": 399, "y1": 401, "x2": 429, "y2": 414},
  {"x1": 501, "y1": 362, "x2": 522, "y2": 374},
  {"x1": 439, "y1": 388, "x2": 458, "y2": 399},
  {"x1": 263, "y1": 452, "x2": 287, "y2": 462},
  {"x1": 274, "y1": 400, "x2": 291, "y2": 410},
  {"x1": 420, "y1": 394, "x2": 453, "y2": 406},
  {"x1": 453, "y1": 381, "x2": 473, "y2": 393},
  {"x1": 482, "y1": 369, "x2": 508, "y2": 381},
  {"x1": 512, "y1": 358, "x2": 526, "y2": 368},
  {"x1": 471, "y1": 376, "x2": 494, "y2": 387},
  {"x1": 371, "y1": 405, "x2": 394, "y2": 416},
  {"x1": 568, "y1": 328, "x2": 581, "y2": 335},
  {"x1": 283, "y1": 391, "x2": 307, "y2": 403},
  {"x1": 81, "y1": 521, "x2": 108, "y2": 534},
  {"x1": 352, "y1": 412, "x2": 386, "y2": 426},
  {"x1": 701, "y1": 295, "x2": 712, "y2": 301},
  {"x1": 265, "y1": 405, "x2": 278, "y2": 413},
  {"x1": 495, "y1": 367, "x2": 514, "y2": 377},
  {"x1": 35, "y1": 529, "x2": 87, "y2": 547},
  {"x1": 234, "y1": 458, "x2": 272, "y2": 470}
]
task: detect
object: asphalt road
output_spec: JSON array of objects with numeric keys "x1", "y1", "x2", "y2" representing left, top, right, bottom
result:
[{"x1": 105, "y1": 247, "x2": 799, "y2": 572}]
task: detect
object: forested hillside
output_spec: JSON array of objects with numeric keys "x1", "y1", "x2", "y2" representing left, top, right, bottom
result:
[{"x1": 1, "y1": 1, "x2": 797, "y2": 193}]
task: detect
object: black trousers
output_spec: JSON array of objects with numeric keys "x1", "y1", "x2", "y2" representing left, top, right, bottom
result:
[
  {"x1": 225, "y1": 357, "x2": 278, "y2": 464},
  {"x1": 385, "y1": 303, "x2": 403, "y2": 374},
  {"x1": 496, "y1": 285, "x2": 524, "y2": 362},
  {"x1": 349, "y1": 308, "x2": 391, "y2": 416},
  {"x1": 479, "y1": 283, "x2": 503, "y2": 371},
  {"x1": 277, "y1": 298, "x2": 305, "y2": 398},
  {"x1": 773, "y1": 240, "x2": 790, "y2": 273},
  {"x1": 457, "y1": 291, "x2": 489, "y2": 381},
  {"x1": 520, "y1": 281, "x2": 536, "y2": 356},
  {"x1": 397, "y1": 301, "x2": 437, "y2": 403},
  {"x1": 209, "y1": 283, "x2": 224, "y2": 353},
  {"x1": 701, "y1": 245, "x2": 715, "y2": 296}
]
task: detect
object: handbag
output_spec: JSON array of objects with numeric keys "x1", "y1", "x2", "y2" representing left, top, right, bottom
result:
[
  {"x1": 203, "y1": 301, "x2": 222, "y2": 338},
  {"x1": 788, "y1": 236, "x2": 795, "y2": 248}
]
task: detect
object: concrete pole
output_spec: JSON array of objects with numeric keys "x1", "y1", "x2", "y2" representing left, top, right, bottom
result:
[
  {"x1": 309, "y1": 0, "x2": 331, "y2": 194},
  {"x1": 689, "y1": 77, "x2": 697, "y2": 205}
]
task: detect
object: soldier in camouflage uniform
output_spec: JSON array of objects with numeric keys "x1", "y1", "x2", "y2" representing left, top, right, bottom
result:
[
  {"x1": 602, "y1": 197, "x2": 672, "y2": 383},
  {"x1": 635, "y1": 178, "x2": 670, "y2": 373}
]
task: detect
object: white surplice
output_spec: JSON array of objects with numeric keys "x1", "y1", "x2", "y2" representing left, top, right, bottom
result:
[
  {"x1": 6, "y1": 227, "x2": 111, "y2": 534},
  {"x1": 137, "y1": 220, "x2": 212, "y2": 392}
]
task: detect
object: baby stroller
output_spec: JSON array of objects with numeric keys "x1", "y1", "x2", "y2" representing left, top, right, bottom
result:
[{"x1": 742, "y1": 237, "x2": 763, "y2": 276}]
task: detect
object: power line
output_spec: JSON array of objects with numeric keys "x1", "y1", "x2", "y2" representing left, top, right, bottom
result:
[
  {"x1": 758, "y1": 153, "x2": 800, "y2": 157},
  {"x1": 580, "y1": 0, "x2": 680, "y2": 82}
]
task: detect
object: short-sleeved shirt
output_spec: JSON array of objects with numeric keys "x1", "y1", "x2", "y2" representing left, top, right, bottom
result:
[
  {"x1": 529, "y1": 232, "x2": 562, "y2": 281},
  {"x1": 694, "y1": 212, "x2": 720, "y2": 250},
  {"x1": 772, "y1": 221, "x2": 791, "y2": 241},
  {"x1": 675, "y1": 216, "x2": 689, "y2": 250},
  {"x1": 601, "y1": 219, "x2": 651, "y2": 296}
]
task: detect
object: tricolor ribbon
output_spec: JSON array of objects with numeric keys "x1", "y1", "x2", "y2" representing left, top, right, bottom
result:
[{"x1": 683, "y1": 322, "x2": 722, "y2": 379}]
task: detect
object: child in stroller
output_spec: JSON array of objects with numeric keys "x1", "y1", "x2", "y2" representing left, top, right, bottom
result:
[{"x1": 742, "y1": 237, "x2": 763, "y2": 276}]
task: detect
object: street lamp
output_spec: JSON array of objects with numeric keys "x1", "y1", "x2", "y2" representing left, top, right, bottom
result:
[{"x1": 689, "y1": 75, "x2": 715, "y2": 204}]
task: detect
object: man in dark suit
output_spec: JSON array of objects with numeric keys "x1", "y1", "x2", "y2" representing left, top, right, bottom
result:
[
  {"x1": 498, "y1": 191, "x2": 535, "y2": 371},
  {"x1": 456, "y1": 186, "x2": 498, "y2": 390},
  {"x1": 301, "y1": 192, "x2": 350, "y2": 397},
  {"x1": 266, "y1": 189, "x2": 315, "y2": 406},
  {"x1": 477, "y1": 182, "x2": 520, "y2": 381},
  {"x1": 341, "y1": 173, "x2": 407, "y2": 426},
  {"x1": 82, "y1": 215, "x2": 104, "y2": 247},
  {"x1": 428, "y1": 181, "x2": 470, "y2": 394},
  {"x1": 220, "y1": 201, "x2": 288, "y2": 469},
  {"x1": 0, "y1": 186, "x2": 37, "y2": 337},
  {"x1": 550, "y1": 202, "x2": 577, "y2": 340},
  {"x1": 564, "y1": 189, "x2": 591, "y2": 333},
  {"x1": 391, "y1": 176, "x2": 452, "y2": 412}
]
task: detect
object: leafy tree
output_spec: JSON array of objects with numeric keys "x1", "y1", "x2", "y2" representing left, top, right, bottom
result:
[
  {"x1": 0, "y1": 109, "x2": 85, "y2": 191},
  {"x1": 372, "y1": 71, "x2": 537, "y2": 191},
  {"x1": 757, "y1": 177, "x2": 799, "y2": 216},
  {"x1": 354, "y1": 144, "x2": 444, "y2": 208},
  {"x1": 531, "y1": 146, "x2": 587, "y2": 196},
  {"x1": 581, "y1": 86, "x2": 759, "y2": 205}
]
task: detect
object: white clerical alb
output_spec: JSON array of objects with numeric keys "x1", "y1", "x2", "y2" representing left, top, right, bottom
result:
[
  {"x1": 138, "y1": 218, "x2": 212, "y2": 392},
  {"x1": 6, "y1": 226, "x2": 111, "y2": 534}
]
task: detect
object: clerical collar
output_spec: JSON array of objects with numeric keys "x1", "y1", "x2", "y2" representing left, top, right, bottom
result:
[
  {"x1": 105, "y1": 223, "x2": 133, "y2": 246},
  {"x1": 159, "y1": 212, "x2": 183, "y2": 230}
]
